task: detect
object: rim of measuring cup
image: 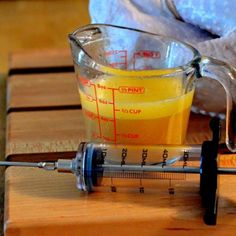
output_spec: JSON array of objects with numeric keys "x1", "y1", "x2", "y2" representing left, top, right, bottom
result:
[{"x1": 68, "y1": 24, "x2": 201, "y2": 77}]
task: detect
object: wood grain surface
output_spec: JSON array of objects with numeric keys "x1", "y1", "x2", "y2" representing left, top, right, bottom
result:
[
  {"x1": 7, "y1": 73, "x2": 80, "y2": 112},
  {"x1": 9, "y1": 48, "x2": 72, "y2": 70},
  {"x1": 4, "y1": 165, "x2": 236, "y2": 236},
  {"x1": 6, "y1": 109, "x2": 86, "y2": 161}
]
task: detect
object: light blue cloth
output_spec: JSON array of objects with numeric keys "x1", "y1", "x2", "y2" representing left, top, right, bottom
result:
[{"x1": 174, "y1": 0, "x2": 236, "y2": 37}]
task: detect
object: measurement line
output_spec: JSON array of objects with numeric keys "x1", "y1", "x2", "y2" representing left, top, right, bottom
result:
[
  {"x1": 123, "y1": 50, "x2": 128, "y2": 69},
  {"x1": 102, "y1": 136, "x2": 116, "y2": 142},
  {"x1": 102, "y1": 171, "x2": 186, "y2": 180},
  {"x1": 107, "y1": 87, "x2": 119, "y2": 90},
  {"x1": 109, "y1": 62, "x2": 127, "y2": 67},
  {"x1": 102, "y1": 164, "x2": 200, "y2": 174},
  {"x1": 100, "y1": 116, "x2": 114, "y2": 122},
  {"x1": 111, "y1": 88, "x2": 117, "y2": 143},
  {"x1": 91, "y1": 83, "x2": 102, "y2": 138}
]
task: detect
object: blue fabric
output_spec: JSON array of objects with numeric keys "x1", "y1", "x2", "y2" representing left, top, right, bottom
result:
[{"x1": 174, "y1": 0, "x2": 236, "y2": 37}]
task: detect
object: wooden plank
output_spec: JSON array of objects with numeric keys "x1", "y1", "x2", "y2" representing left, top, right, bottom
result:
[
  {"x1": 4, "y1": 165, "x2": 236, "y2": 236},
  {"x1": 6, "y1": 109, "x2": 86, "y2": 161},
  {"x1": 6, "y1": 111, "x2": 212, "y2": 161},
  {"x1": 7, "y1": 73, "x2": 80, "y2": 112},
  {"x1": 8, "y1": 48, "x2": 73, "y2": 74}
]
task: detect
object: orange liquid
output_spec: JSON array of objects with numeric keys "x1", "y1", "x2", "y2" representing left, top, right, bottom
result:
[
  {"x1": 78, "y1": 74, "x2": 194, "y2": 145},
  {"x1": 83, "y1": 106, "x2": 191, "y2": 145}
]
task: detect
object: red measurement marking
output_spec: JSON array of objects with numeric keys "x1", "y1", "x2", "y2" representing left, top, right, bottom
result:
[
  {"x1": 102, "y1": 136, "x2": 115, "y2": 142},
  {"x1": 84, "y1": 110, "x2": 99, "y2": 120},
  {"x1": 86, "y1": 95, "x2": 95, "y2": 102},
  {"x1": 92, "y1": 133, "x2": 102, "y2": 139},
  {"x1": 121, "y1": 108, "x2": 142, "y2": 114},
  {"x1": 79, "y1": 76, "x2": 91, "y2": 86},
  {"x1": 116, "y1": 133, "x2": 139, "y2": 139},
  {"x1": 133, "y1": 50, "x2": 161, "y2": 69},
  {"x1": 98, "y1": 98, "x2": 113, "y2": 105},
  {"x1": 118, "y1": 86, "x2": 145, "y2": 94},
  {"x1": 109, "y1": 62, "x2": 126, "y2": 68},
  {"x1": 107, "y1": 87, "x2": 119, "y2": 90},
  {"x1": 97, "y1": 84, "x2": 118, "y2": 92},
  {"x1": 105, "y1": 50, "x2": 128, "y2": 69},
  {"x1": 112, "y1": 89, "x2": 117, "y2": 143},
  {"x1": 100, "y1": 116, "x2": 114, "y2": 122},
  {"x1": 91, "y1": 83, "x2": 102, "y2": 137},
  {"x1": 97, "y1": 84, "x2": 107, "y2": 89},
  {"x1": 134, "y1": 50, "x2": 161, "y2": 58},
  {"x1": 105, "y1": 50, "x2": 127, "y2": 56}
]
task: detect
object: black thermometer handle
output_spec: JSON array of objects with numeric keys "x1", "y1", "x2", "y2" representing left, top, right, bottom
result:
[{"x1": 200, "y1": 118, "x2": 220, "y2": 225}]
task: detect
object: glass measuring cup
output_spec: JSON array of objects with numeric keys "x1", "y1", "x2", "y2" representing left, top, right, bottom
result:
[{"x1": 69, "y1": 24, "x2": 236, "y2": 152}]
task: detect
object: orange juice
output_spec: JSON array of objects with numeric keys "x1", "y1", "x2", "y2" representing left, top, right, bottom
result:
[{"x1": 78, "y1": 72, "x2": 194, "y2": 145}]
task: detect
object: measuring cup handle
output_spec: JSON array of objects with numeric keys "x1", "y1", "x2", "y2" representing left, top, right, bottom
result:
[{"x1": 199, "y1": 56, "x2": 236, "y2": 152}]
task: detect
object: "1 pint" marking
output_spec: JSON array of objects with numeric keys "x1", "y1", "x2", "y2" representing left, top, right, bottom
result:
[{"x1": 118, "y1": 86, "x2": 145, "y2": 94}]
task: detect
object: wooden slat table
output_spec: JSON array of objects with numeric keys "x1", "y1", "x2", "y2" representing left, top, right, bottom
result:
[
  {"x1": 6, "y1": 109, "x2": 85, "y2": 161},
  {"x1": 8, "y1": 48, "x2": 73, "y2": 75},
  {"x1": 4, "y1": 50, "x2": 236, "y2": 235},
  {"x1": 7, "y1": 73, "x2": 80, "y2": 112},
  {"x1": 4, "y1": 165, "x2": 236, "y2": 236}
]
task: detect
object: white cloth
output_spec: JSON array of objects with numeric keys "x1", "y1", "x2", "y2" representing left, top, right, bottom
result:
[{"x1": 89, "y1": 0, "x2": 236, "y2": 115}]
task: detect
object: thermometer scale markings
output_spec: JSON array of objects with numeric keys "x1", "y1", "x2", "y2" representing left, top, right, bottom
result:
[
  {"x1": 103, "y1": 171, "x2": 185, "y2": 180},
  {"x1": 101, "y1": 148, "x2": 188, "y2": 180}
]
